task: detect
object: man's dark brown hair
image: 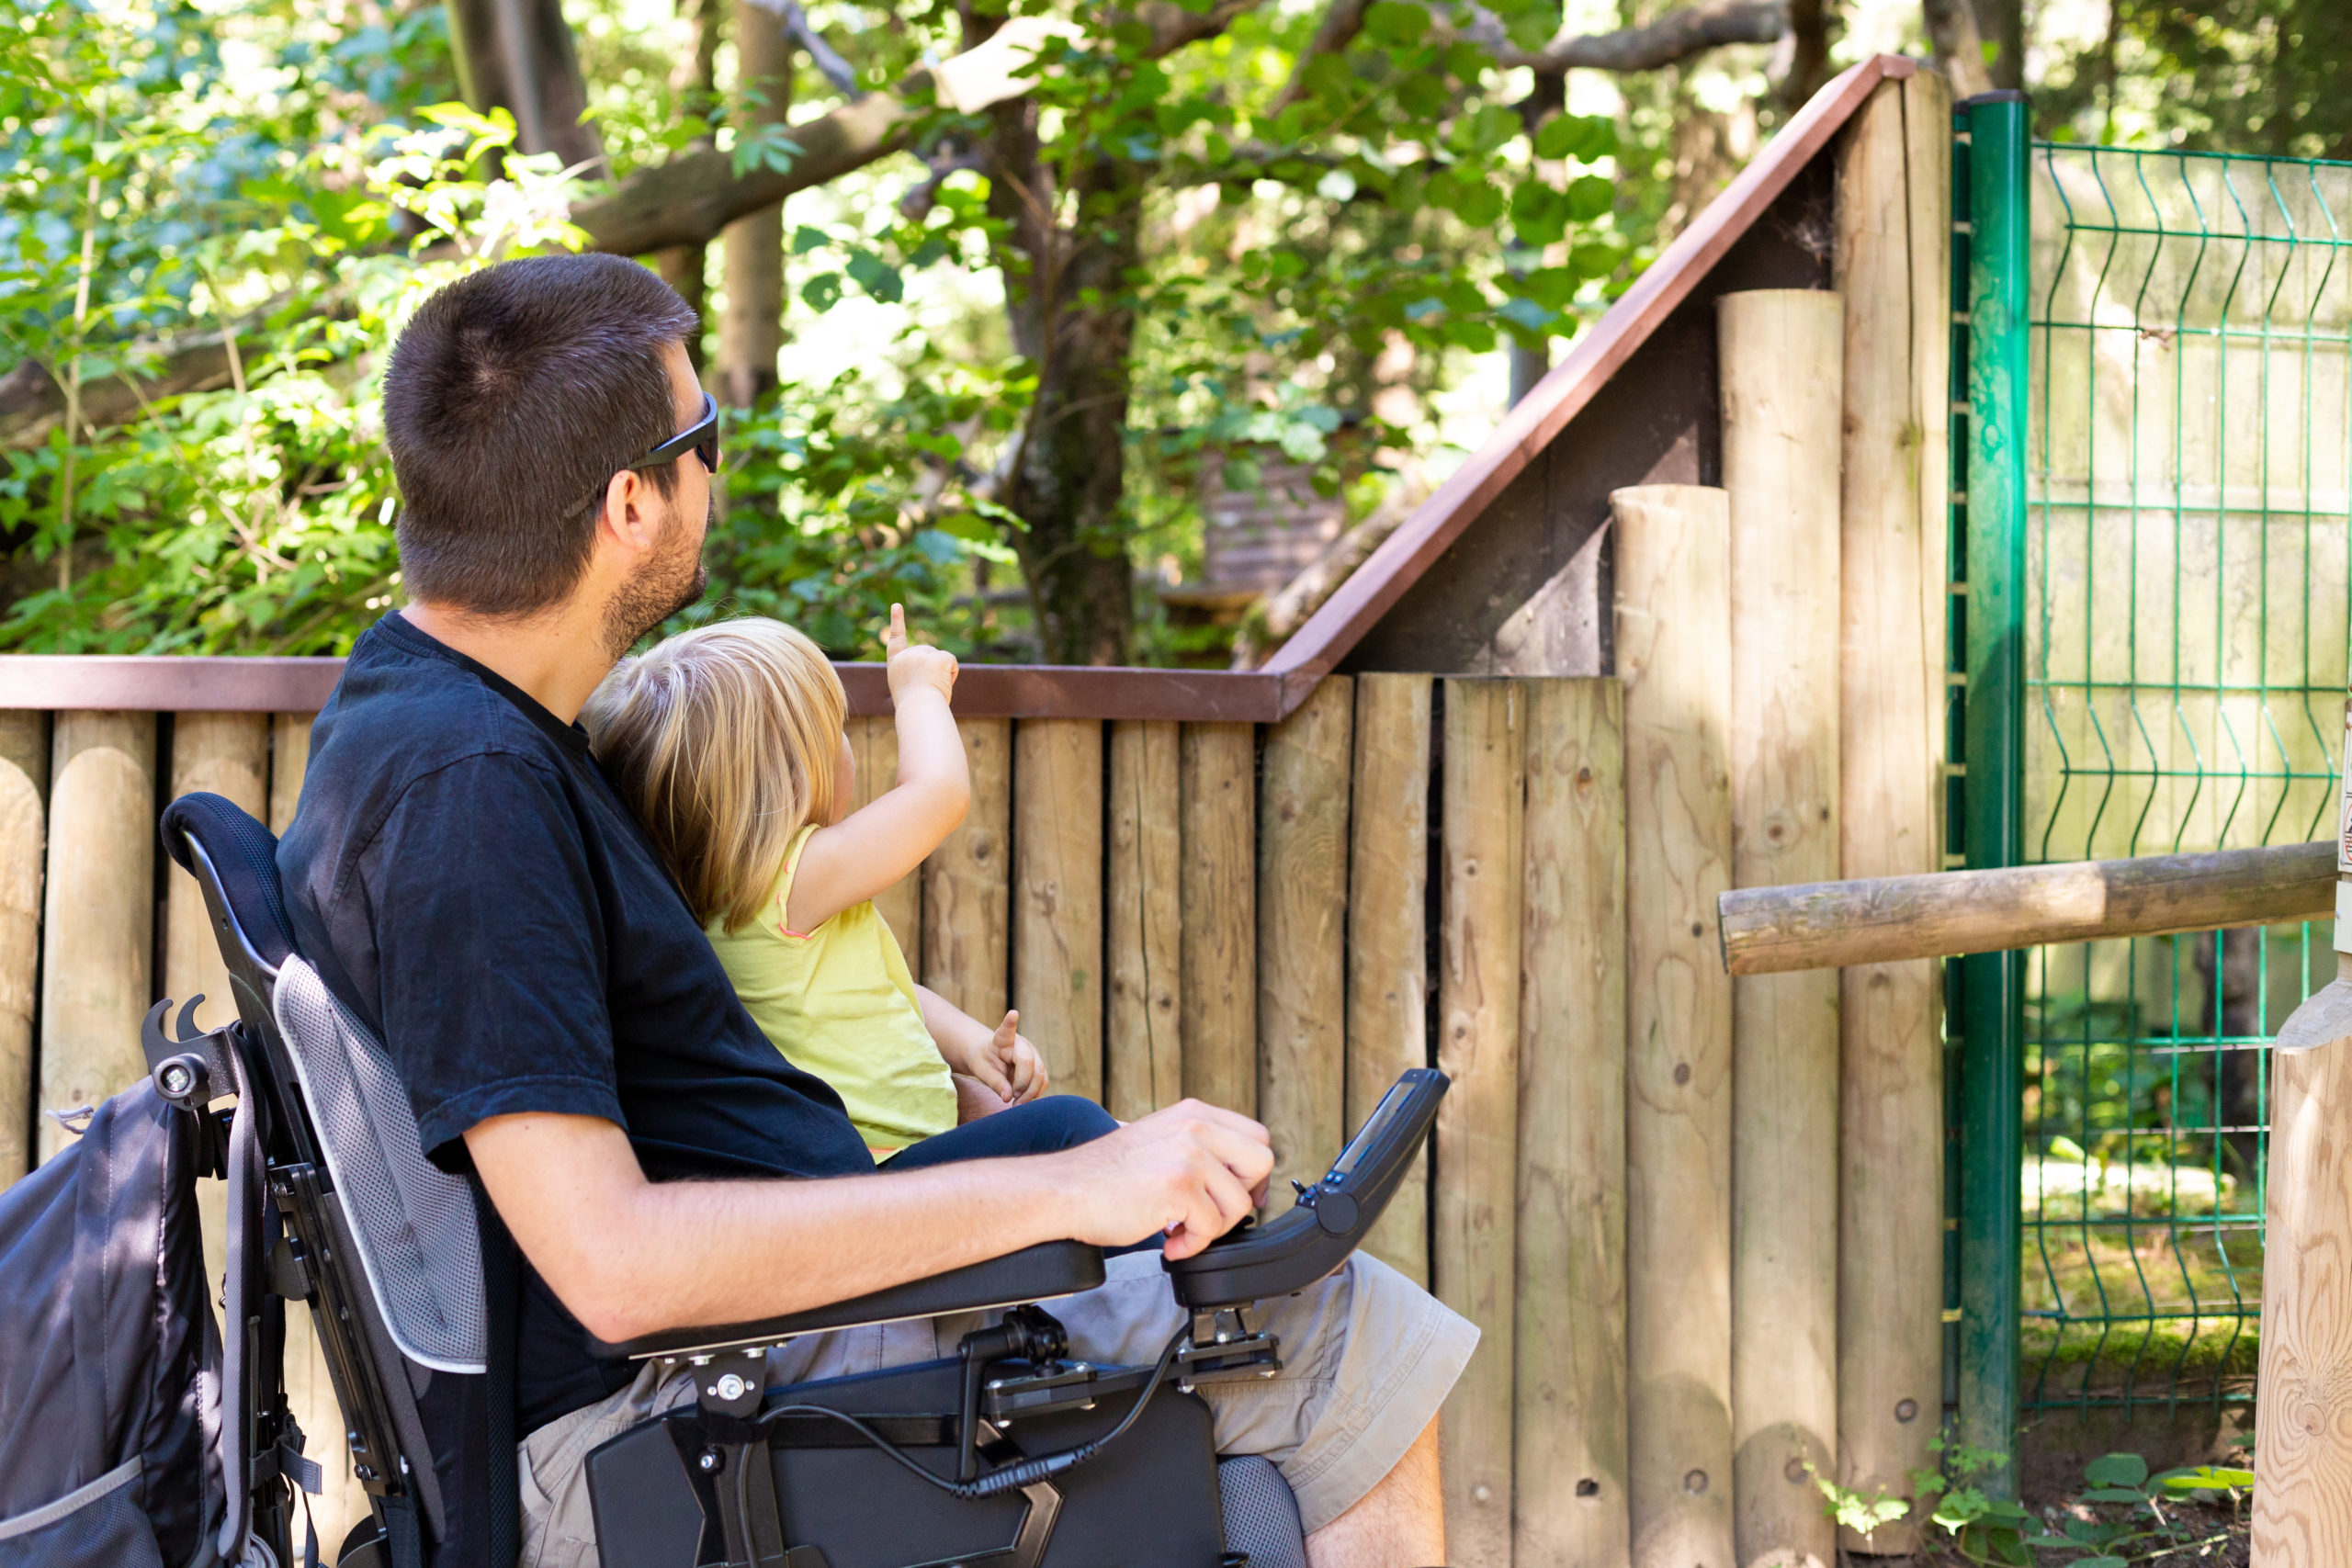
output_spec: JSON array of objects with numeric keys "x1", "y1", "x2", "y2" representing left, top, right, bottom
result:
[{"x1": 383, "y1": 254, "x2": 700, "y2": 615}]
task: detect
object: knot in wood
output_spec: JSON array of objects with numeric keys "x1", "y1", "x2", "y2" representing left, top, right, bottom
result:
[{"x1": 1682, "y1": 1469, "x2": 1708, "y2": 1495}]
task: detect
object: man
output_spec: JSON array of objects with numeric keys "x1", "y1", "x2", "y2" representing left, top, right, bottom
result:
[{"x1": 278, "y1": 253, "x2": 1475, "y2": 1568}]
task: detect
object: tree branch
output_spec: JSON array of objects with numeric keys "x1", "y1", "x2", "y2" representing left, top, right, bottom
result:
[
  {"x1": 1502, "y1": 0, "x2": 1787, "y2": 73},
  {"x1": 1272, "y1": 0, "x2": 1372, "y2": 109},
  {"x1": 0, "y1": 329, "x2": 264, "y2": 451},
  {"x1": 739, "y1": 0, "x2": 859, "y2": 95},
  {"x1": 573, "y1": 6, "x2": 1263, "y2": 256}
]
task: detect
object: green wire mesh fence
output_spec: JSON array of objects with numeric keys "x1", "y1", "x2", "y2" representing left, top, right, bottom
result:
[{"x1": 2020, "y1": 142, "x2": 2352, "y2": 1416}]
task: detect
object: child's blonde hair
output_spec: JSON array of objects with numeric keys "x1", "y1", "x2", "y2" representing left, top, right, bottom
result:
[{"x1": 583, "y1": 617, "x2": 845, "y2": 932}]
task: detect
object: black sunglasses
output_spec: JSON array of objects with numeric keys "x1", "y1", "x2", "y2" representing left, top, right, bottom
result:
[{"x1": 634, "y1": 390, "x2": 721, "y2": 475}]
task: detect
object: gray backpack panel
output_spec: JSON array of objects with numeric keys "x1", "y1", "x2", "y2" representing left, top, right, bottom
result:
[{"x1": 0, "y1": 1086, "x2": 222, "y2": 1566}]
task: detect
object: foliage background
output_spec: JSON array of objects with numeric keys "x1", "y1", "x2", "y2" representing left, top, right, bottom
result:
[{"x1": 0, "y1": 0, "x2": 2324, "y2": 660}]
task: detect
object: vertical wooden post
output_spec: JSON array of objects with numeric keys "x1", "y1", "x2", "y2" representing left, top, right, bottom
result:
[
  {"x1": 1612, "y1": 484, "x2": 1736, "y2": 1568},
  {"x1": 850, "y1": 715, "x2": 922, "y2": 962},
  {"x1": 1258, "y1": 677, "x2": 1352, "y2": 1198},
  {"x1": 1516, "y1": 677, "x2": 1630, "y2": 1568},
  {"x1": 0, "y1": 712, "x2": 45, "y2": 1188},
  {"x1": 1721, "y1": 287, "x2": 1845, "y2": 1568},
  {"x1": 166, "y1": 714, "x2": 270, "y2": 1032},
  {"x1": 269, "y1": 712, "x2": 316, "y2": 836},
  {"x1": 2254, "y1": 1040, "x2": 2352, "y2": 1567},
  {"x1": 1831, "y1": 69, "x2": 1952, "y2": 1556},
  {"x1": 1180, "y1": 723, "x2": 1256, "y2": 1115},
  {"x1": 1437, "y1": 677, "x2": 1523, "y2": 1568},
  {"x1": 1014, "y1": 718, "x2": 1105, "y2": 1103},
  {"x1": 38, "y1": 712, "x2": 156, "y2": 1165},
  {"x1": 1347, "y1": 673, "x2": 1432, "y2": 1284},
  {"x1": 1108, "y1": 720, "x2": 1182, "y2": 1119},
  {"x1": 923, "y1": 716, "x2": 1011, "y2": 1021}
]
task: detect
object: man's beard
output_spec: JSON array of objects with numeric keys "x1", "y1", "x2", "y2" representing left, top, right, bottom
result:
[{"x1": 603, "y1": 494, "x2": 711, "y2": 657}]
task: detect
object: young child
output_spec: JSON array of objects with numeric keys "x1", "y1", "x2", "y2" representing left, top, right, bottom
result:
[{"x1": 584, "y1": 610, "x2": 1097, "y2": 1161}]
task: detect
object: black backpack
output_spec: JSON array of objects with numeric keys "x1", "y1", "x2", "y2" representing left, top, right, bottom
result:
[{"x1": 0, "y1": 1041, "x2": 311, "y2": 1565}]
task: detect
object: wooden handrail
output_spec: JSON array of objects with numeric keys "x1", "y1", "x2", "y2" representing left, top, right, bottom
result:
[
  {"x1": 0, "y1": 654, "x2": 1295, "y2": 722},
  {"x1": 1718, "y1": 839, "x2": 2338, "y2": 976}
]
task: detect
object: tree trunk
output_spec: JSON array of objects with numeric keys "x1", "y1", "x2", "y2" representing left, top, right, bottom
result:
[
  {"x1": 1973, "y1": 0, "x2": 2023, "y2": 89},
  {"x1": 718, "y1": 0, "x2": 792, "y2": 407},
  {"x1": 650, "y1": 0, "x2": 721, "y2": 372},
  {"x1": 1778, "y1": 0, "x2": 1832, "y2": 109},
  {"x1": 984, "y1": 112, "x2": 1142, "y2": 667},
  {"x1": 443, "y1": 0, "x2": 604, "y2": 169},
  {"x1": 1922, "y1": 0, "x2": 1995, "y2": 97}
]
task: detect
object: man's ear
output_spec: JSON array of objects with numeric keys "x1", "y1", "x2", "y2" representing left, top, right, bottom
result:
[{"x1": 596, "y1": 469, "x2": 665, "y2": 559}]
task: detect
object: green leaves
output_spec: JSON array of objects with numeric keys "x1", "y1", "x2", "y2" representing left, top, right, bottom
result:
[
  {"x1": 1362, "y1": 2, "x2": 1430, "y2": 48},
  {"x1": 1533, "y1": 112, "x2": 1616, "y2": 164}
]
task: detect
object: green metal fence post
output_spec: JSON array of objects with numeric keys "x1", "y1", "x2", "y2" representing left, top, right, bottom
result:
[{"x1": 1959, "y1": 87, "x2": 2031, "y2": 1492}]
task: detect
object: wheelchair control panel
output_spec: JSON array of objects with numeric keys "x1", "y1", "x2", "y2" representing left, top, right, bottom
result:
[{"x1": 1163, "y1": 1066, "x2": 1447, "y2": 1310}]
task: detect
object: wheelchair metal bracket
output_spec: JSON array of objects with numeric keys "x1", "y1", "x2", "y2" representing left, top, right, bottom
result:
[
  {"x1": 1176, "y1": 1307, "x2": 1281, "y2": 1393},
  {"x1": 693, "y1": 1348, "x2": 786, "y2": 1568},
  {"x1": 142, "y1": 996, "x2": 241, "y2": 1112}
]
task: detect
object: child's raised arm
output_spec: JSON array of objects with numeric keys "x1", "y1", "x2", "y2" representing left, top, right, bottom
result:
[{"x1": 786, "y1": 606, "x2": 970, "y2": 932}]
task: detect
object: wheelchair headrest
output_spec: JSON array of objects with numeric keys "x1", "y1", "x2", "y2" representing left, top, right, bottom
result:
[{"x1": 161, "y1": 792, "x2": 295, "y2": 968}]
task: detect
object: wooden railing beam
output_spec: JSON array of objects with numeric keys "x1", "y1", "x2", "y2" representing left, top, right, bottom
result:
[{"x1": 1718, "y1": 839, "x2": 2336, "y2": 976}]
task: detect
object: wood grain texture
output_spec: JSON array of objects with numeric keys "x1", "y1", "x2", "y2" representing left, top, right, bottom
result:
[
  {"x1": 1013, "y1": 719, "x2": 1105, "y2": 1103},
  {"x1": 1718, "y1": 840, "x2": 2333, "y2": 975},
  {"x1": 1829, "y1": 69, "x2": 1950, "y2": 1555},
  {"x1": 1437, "y1": 678, "x2": 1524, "y2": 1568},
  {"x1": 0, "y1": 712, "x2": 44, "y2": 1188},
  {"x1": 1108, "y1": 720, "x2": 1182, "y2": 1119},
  {"x1": 1612, "y1": 485, "x2": 1736, "y2": 1568},
  {"x1": 269, "y1": 711, "x2": 315, "y2": 836},
  {"x1": 1721, "y1": 286, "x2": 1845, "y2": 1568},
  {"x1": 850, "y1": 715, "x2": 922, "y2": 962},
  {"x1": 1515, "y1": 677, "x2": 1631, "y2": 1568},
  {"x1": 1258, "y1": 677, "x2": 1352, "y2": 1199},
  {"x1": 38, "y1": 713, "x2": 156, "y2": 1165},
  {"x1": 1347, "y1": 673, "x2": 1432, "y2": 1285},
  {"x1": 922, "y1": 716, "x2": 1011, "y2": 1021},
  {"x1": 2254, "y1": 1036, "x2": 2352, "y2": 1567},
  {"x1": 165, "y1": 713, "x2": 268, "y2": 1032},
  {"x1": 1180, "y1": 722, "x2": 1257, "y2": 1115}
]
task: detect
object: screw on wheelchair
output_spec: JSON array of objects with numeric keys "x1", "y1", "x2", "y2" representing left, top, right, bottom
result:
[{"x1": 581, "y1": 1070, "x2": 1449, "y2": 1568}]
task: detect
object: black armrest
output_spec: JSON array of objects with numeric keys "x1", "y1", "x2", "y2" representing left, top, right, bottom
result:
[{"x1": 591, "y1": 1239, "x2": 1108, "y2": 1359}]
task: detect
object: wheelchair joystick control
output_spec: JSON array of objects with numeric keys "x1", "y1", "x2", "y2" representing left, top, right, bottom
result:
[{"x1": 1164, "y1": 1068, "x2": 1447, "y2": 1311}]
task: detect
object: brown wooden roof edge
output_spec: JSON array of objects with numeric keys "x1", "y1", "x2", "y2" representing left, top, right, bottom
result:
[
  {"x1": 1257, "y1": 52, "x2": 1925, "y2": 711},
  {"x1": 0, "y1": 653, "x2": 1290, "y2": 722}
]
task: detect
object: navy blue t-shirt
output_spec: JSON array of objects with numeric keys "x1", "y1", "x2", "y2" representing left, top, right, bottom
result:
[{"x1": 278, "y1": 614, "x2": 875, "y2": 1433}]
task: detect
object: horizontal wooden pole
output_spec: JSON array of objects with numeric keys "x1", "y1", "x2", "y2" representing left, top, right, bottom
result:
[
  {"x1": 1720, "y1": 839, "x2": 2337, "y2": 975},
  {"x1": 0, "y1": 655, "x2": 1301, "y2": 722}
]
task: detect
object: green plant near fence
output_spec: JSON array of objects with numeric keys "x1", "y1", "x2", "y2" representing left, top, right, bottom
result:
[{"x1": 2013, "y1": 140, "x2": 2352, "y2": 1421}]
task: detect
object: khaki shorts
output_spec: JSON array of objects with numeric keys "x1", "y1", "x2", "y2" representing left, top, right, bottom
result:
[{"x1": 518, "y1": 1251, "x2": 1477, "y2": 1567}]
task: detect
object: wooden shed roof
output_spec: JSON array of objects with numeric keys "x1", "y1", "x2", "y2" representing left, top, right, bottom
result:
[{"x1": 1256, "y1": 51, "x2": 1923, "y2": 705}]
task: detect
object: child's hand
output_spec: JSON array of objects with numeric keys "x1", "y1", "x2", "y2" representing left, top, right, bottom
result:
[
  {"x1": 990, "y1": 1009, "x2": 1048, "y2": 1103},
  {"x1": 883, "y1": 604, "x2": 958, "y2": 705}
]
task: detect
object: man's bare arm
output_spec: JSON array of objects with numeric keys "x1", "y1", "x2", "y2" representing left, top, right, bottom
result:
[{"x1": 465, "y1": 1100, "x2": 1273, "y2": 1345}]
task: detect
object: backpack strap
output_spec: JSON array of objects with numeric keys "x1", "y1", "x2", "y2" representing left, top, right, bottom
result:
[{"x1": 215, "y1": 1036, "x2": 266, "y2": 1563}]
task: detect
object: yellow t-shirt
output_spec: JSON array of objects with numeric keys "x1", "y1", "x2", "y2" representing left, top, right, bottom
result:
[{"x1": 706, "y1": 824, "x2": 956, "y2": 1150}]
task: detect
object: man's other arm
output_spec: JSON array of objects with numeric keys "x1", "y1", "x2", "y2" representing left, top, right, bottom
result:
[{"x1": 466, "y1": 1100, "x2": 1272, "y2": 1345}]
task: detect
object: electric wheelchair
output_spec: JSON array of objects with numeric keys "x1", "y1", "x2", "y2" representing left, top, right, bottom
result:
[{"x1": 148, "y1": 790, "x2": 1447, "y2": 1568}]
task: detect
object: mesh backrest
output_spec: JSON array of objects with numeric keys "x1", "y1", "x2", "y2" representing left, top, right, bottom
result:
[{"x1": 273, "y1": 958, "x2": 486, "y2": 1373}]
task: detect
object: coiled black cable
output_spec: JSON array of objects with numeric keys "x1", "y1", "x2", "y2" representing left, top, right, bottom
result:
[{"x1": 753, "y1": 1325, "x2": 1193, "y2": 1500}]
